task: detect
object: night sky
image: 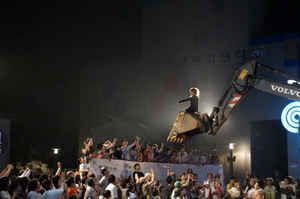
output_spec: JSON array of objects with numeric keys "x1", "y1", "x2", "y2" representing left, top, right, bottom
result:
[{"x1": 1, "y1": 0, "x2": 300, "y2": 169}]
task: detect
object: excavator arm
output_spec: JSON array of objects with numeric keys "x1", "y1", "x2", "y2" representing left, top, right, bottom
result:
[{"x1": 167, "y1": 60, "x2": 300, "y2": 143}]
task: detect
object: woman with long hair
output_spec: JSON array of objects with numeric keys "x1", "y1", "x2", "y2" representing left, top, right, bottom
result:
[{"x1": 174, "y1": 87, "x2": 200, "y2": 115}]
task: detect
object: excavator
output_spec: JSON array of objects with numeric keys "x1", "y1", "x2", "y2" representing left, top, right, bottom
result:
[{"x1": 167, "y1": 60, "x2": 300, "y2": 143}]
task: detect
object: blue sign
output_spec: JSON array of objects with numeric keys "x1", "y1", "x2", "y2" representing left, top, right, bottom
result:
[
  {"x1": 0, "y1": 130, "x2": 9, "y2": 155},
  {"x1": 281, "y1": 102, "x2": 300, "y2": 133}
]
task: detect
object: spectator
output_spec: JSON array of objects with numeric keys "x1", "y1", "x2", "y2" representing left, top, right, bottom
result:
[
  {"x1": 126, "y1": 183, "x2": 139, "y2": 199},
  {"x1": 177, "y1": 149, "x2": 189, "y2": 164},
  {"x1": 198, "y1": 151, "x2": 206, "y2": 165},
  {"x1": 103, "y1": 190, "x2": 112, "y2": 199},
  {"x1": 121, "y1": 137, "x2": 140, "y2": 161},
  {"x1": 209, "y1": 180, "x2": 223, "y2": 199},
  {"x1": 97, "y1": 143, "x2": 114, "y2": 159},
  {"x1": 130, "y1": 146, "x2": 138, "y2": 161},
  {"x1": 67, "y1": 177, "x2": 79, "y2": 198},
  {"x1": 173, "y1": 188, "x2": 186, "y2": 199},
  {"x1": 105, "y1": 174, "x2": 118, "y2": 199},
  {"x1": 226, "y1": 176, "x2": 236, "y2": 193},
  {"x1": 67, "y1": 171, "x2": 75, "y2": 179},
  {"x1": 27, "y1": 179, "x2": 43, "y2": 199},
  {"x1": 264, "y1": 178, "x2": 277, "y2": 199},
  {"x1": 99, "y1": 167, "x2": 110, "y2": 199},
  {"x1": 0, "y1": 177, "x2": 11, "y2": 199},
  {"x1": 82, "y1": 138, "x2": 94, "y2": 159},
  {"x1": 84, "y1": 178, "x2": 100, "y2": 199},
  {"x1": 133, "y1": 164, "x2": 144, "y2": 183},
  {"x1": 280, "y1": 177, "x2": 295, "y2": 199},
  {"x1": 153, "y1": 143, "x2": 164, "y2": 162},
  {"x1": 169, "y1": 150, "x2": 179, "y2": 164},
  {"x1": 141, "y1": 169, "x2": 156, "y2": 199},
  {"x1": 146, "y1": 145, "x2": 155, "y2": 162},
  {"x1": 79, "y1": 158, "x2": 89, "y2": 177},
  {"x1": 246, "y1": 180, "x2": 265, "y2": 199},
  {"x1": 190, "y1": 181, "x2": 204, "y2": 199},
  {"x1": 203, "y1": 173, "x2": 214, "y2": 199},
  {"x1": 243, "y1": 178, "x2": 257, "y2": 196},
  {"x1": 295, "y1": 179, "x2": 300, "y2": 199},
  {"x1": 114, "y1": 145, "x2": 123, "y2": 160},
  {"x1": 19, "y1": 176, "x2": 29, "y2": 199},
  {"x1": 158, "y1": 185, "x2": 165, "y2": 199},
  {"x1": 41, "y1": 178, "x2": 66, "y2": 199},
  {"x1": 210, "y1": 149, "x2": 219, "y2": 165},
  {"x1": 225, "y1": 181, "x2": 243, "y2": 199},
  {"x1": 192, "y1": 174, "x2": 198, "y2": 182},
  {"x1": 161, "y1": 148, "x2": 172, "y2": 163}
]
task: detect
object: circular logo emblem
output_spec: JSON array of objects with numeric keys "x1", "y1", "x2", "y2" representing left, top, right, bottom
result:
[{"x1": 281, "y1": 102, "x2": 300, "y2": 133}]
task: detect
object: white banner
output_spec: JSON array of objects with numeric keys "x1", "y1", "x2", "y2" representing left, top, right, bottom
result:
[{"x1": 89, "y1": 158, "x2": 224, "y2": 186}]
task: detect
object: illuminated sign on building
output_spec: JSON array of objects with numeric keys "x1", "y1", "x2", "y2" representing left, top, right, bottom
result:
[{"x1": 281, "y1": 102, "x2": 300, "y2": 133}]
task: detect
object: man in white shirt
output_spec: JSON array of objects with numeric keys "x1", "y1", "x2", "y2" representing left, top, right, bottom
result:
[
  {"x1": 99, "y1": 167, "x2": 110, "y2": 199},
  {"x1": 105, "y1": 174, "x2": 118, "y2": 199}
]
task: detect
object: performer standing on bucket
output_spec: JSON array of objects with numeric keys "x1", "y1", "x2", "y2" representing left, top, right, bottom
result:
[{"x1": 174, "y1": 87, "x2": 200, "y2": 115}]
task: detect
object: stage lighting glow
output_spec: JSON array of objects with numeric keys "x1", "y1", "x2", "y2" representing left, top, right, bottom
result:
[{"x1": 281, "y1": 102, "x2": 300, "y2": 133}]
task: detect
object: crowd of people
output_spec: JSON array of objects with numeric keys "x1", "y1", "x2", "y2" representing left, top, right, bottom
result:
[
  {"x1": 1, "y1": 137, "x2": 300, "y2": 199},
  {"x1": 81, "y1": 137, "x2": 220, "y2": 165},
  {"x1": 1, "y1": 159, "x2": 300, "y2": 199}
]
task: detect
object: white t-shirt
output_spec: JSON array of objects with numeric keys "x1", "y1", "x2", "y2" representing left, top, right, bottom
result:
[
  {"x1": 99, "y1": 176, "x2": 109, "y2": 195},
  {"x1": 128, "y1": 192, "x2": 137, "y2": 199},
  {"x1": 106, "y1": 183, "x2": 118, "y2": 199},
  {"x1": 42, "y1": 189, "x2": 64, "y2": 199},
  {"x1": 203, "y1": 180, "x2": 214, "y2": 198},
  {"x1": 1, "y1": 191, "x2": 11, "y2": 199}
]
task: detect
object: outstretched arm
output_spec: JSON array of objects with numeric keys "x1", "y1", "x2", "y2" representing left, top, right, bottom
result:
[
  {"x1": 129, "y1": 136, "x2": 139, "y2": 147},
  {"x1": 162, "y1": 165, "x2": 171, "y2": 177},
  {"x1": 55, "y1": 162, "x2": 62, "y2": 176},
  {"x1": 19, "y1": 166, "x2": 31, "y2": 177},
  {"x1": 149, "y1": 168, "x2": 156, "y2": 186},
  {"x1": 0, "y1": 164, "x2": 13, "y2": 178},
  {"x1": 107, "y1": 138, "x2": 117, "y2": 149},
  {"x1": 158, "y1": 143, "x2": 164, "y2": 154}
]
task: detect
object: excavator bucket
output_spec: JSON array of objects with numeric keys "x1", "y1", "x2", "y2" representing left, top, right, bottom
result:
[{"x1": 167, "y1": 111, "x2": 207, "y2": 143}]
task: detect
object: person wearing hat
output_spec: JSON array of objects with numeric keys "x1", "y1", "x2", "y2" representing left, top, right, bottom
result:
[
  {"x1": 170, "y1": 181, "x2": 183, "y2": 199},
  {"x1": 264, "y1": 178, "x2": 277, "y2": 199},
  {"x1": 141, "y1": 169, "x2": 156, "y2": 199},
  {"x1": 210, "y1": 149, "x2": 219, "y2": 165}
]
